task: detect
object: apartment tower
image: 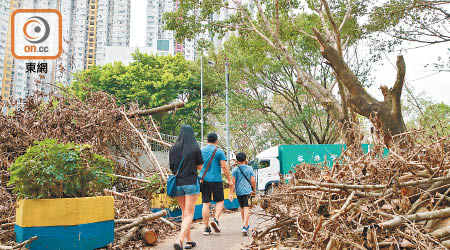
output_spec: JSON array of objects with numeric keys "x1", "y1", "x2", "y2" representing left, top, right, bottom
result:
[{"x1": 0, "y1": 0, "x2": 131, "y2": 102}]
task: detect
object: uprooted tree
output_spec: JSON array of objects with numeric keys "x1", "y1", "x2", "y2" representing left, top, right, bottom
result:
[{"x1": 165, "y1": 0, "x2": 410, "y2": 144}]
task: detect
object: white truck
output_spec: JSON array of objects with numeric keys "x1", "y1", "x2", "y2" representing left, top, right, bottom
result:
[{"x1": 251, "y1": 144, "x2": 377, "y2": 194}]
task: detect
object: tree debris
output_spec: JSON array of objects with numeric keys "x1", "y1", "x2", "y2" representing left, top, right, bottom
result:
[{"x1": 253, "y1": 120, "x2": 450, "y2": 249}]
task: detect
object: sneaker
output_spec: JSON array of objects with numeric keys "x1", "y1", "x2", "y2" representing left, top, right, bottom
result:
[
  {"x1": 241, "y1": 226, "x2": 248, "y2": 236},
  {"x1": 203, "y1": 227, "x2": 211, "y2": 235},
  {"x1": 210, "y1": 218, "x2": 221, "y2": 233}
]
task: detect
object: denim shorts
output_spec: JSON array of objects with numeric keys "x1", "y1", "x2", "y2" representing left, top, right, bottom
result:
[{"x1": 174, "y1": 182, "x2": 200, "y2": 197}]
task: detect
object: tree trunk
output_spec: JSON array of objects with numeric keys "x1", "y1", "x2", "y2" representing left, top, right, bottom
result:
[{"x1": 313, "y1": 28, "x2": 407, "y2": 141}]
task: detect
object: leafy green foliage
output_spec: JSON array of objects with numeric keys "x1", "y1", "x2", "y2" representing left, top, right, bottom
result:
[
  {"x1": 202, "y1": 28, "x2": 340, "y2": 149},
  {"x1": 142, "y1": 174, "x2": 179, "y2": 210},
  {"x1": 407, "y1": 102, "x2": 450, "y2": 138},
  {"x1": 71, "y1": 52, "x2": 203, "y2": 135},
  {"x1": 143, "y1": 174, "x2": 164, "y2": 194},
  {"x1": 8, "y1": 139, "x2": 115, "y2": 199},
  {"x1": 164, "y1": 0, "x2": 391, "y2": 143}
]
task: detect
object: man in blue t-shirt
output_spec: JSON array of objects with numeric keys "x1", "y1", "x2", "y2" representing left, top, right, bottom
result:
[
  {"x1": 230, "y1": 152, "x2": 255, "y2": 236},
  {"x1": 199, "y1": 133, "x2": 232, "y2": 235}
]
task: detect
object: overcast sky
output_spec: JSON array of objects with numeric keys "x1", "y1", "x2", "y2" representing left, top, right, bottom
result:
[{"x1": 130, "y1": 1, "x2": 449, "y2": 106}]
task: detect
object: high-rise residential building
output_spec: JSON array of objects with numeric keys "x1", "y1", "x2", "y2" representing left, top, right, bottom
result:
[
  {"x1": 143, "y1": 0, "x2": 253, "y2": 61},
  {"x1": 0, "y1": 0, "x2": 17, "y2": 101},
  {"x1": 0, "y1": 0, "x2": 131, "y2": 103},
  {"x1": 145, "y1": 0, "x2": 197, "y2": 61},
  {"x1": 87, "y1": 0, "x2": 131, "y2": 68}
]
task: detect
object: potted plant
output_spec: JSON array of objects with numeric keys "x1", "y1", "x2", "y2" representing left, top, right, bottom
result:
[{"x1": 8, "y1": 139, "x2": 115, "y2": 250}]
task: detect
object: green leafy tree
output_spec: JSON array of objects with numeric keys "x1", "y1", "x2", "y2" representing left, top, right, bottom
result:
[
  {"x1": 8, "y1": 139, "x2": 115, "y2": 199},
  {"x1": 165, "y1": 0, "x2": 410, "y2": 146},
  {"x1": 223, "y1": 33, "x2": 341, "y2": 146},
  {"x1": 406, "y1": 101, "x2": 450, "y2": 137},
  {"x1": 71, "y1": 52, "x2": 204, "y2": 135}
]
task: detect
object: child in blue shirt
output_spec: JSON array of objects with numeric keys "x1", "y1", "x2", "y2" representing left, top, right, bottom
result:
[{"x1": 229, "y1": 152, "x2": 255, "y2": 236}]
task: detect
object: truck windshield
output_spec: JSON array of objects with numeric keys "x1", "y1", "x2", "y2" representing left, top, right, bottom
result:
[{"x1": 259, "y1": 160, "x2": 270, "y2": 169}]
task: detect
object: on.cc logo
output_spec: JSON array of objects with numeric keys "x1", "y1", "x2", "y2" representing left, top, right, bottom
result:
[
  {"x1": 23, "y1": 16, "x2": 50, "y2": 44},
  {"x1": 11, "y1": 9, "x2": 62, "y2": 60}
]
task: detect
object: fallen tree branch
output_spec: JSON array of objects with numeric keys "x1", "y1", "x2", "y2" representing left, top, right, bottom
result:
[
  {"x1": 432, "y1": 226, "x2": 450, "y2": 239},
  {"x1": 115, "y1": 215, "x2": 175, "y2": 229},
  {"x1": 115, "y1": 218, "x2": 136, "y2": 224},
  {"x1": 323, "y1": 191, "x2": 356, "y2": 227},
  {"x1": 0, "y1": 216, "x2": 14, "y2": 224},
  {"x1": 0, "y1": 223, "x2": 14, "y2": 230},
  {"x1": 433, "y1": 187, "x2": 450, "y2": 210},
  {"x1": 120, "y1": 102, "x2": 184, "y2": 120},
  {"x1": 379, "y1": 207, "x2": 450, "y2": 229},
  {"x1": 290, "y1": 186, "x2": 346, "y2": 193},
  {"x1": 112, "y1": 173, "x2": 152, "y2": 184},
  {"x1": 104, "y1": 189, "x2": 146, "y2": 202},
  {"x1": 120, "y1": 109, "x2": 167, "y2": 181},
  {"x1": 399, "y1": 176, "x2": 450, "y2": 188},
  {"x1": 294, "y1": 176, "x2": 450, "y2": 191},
  {"x1": 115, "y1": 210, "x2": 167, "y2": 233},
  {"x1": 296, "y1": 179, "x2": 385, "y2": 190},
  {"x1": 0, "y1": 236, "x2": 38, "y2": 249},
  {"x1": 436, "y1": 192, "x2": 450, "y2": 203},
  {"x1": 118, "y1": 226, "x2": 140, "y2": 247},
  {"x1": 442, "y1": 239, "x2": 450, "y2": 248},
  {"x1": 159, "y1": 217, "x2": 176, "y2": 229},
  {"x1": 256, "y1": 218, "x2": 295, "y2": 241},
  {"x1": 143, "y1": 134, "x2": 173, "y2": 147},
  {"x1": 312, "y1": 215, "x2": 324, "y2": 242},
  {"x1": 81, "y1": 102, "x2": 185, "y2": 130}
]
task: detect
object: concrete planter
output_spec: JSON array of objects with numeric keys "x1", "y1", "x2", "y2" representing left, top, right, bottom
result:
[
  {"x1": 15, "y1": 196, "x2": 114, "y2": 250},
  {"x1": 151, "y1": 188, "x2": 240, "y2": 220}
]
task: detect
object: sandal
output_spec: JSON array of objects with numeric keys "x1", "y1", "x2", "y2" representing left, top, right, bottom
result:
[
  {"x1": 173, "y1": 240, "x2": 183, "y2": 250},
  {"x1": 184, "y1": 241, "x2": 196, "y2": 249}
]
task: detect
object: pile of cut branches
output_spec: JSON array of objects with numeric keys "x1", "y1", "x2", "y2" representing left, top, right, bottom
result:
[
  {"x1": 107, "y1": 192, "x2": 177, "y2": 249},
  {"x1": 0, "y1": 91, "x2": 182, "y2": 248},
  {"x1": 253, "y1": 121, "x2": 450, "y2": 249}
]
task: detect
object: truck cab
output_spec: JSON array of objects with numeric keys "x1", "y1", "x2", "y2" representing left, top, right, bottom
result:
[{"x1": 253, "y1": 146, "x2": 281, "y2": 194}]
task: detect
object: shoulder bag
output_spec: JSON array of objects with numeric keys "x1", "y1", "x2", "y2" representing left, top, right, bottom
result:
[{"x1": 167, "y1": 157, "x2": 184, "y2": 198}]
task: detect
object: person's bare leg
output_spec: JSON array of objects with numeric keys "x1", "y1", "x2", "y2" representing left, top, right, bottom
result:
[
  {"x1": 175, "y1": 196, "x2": 186, "y2": 246},
  {"x1": 178, "y1": 194, "x2": 198, "y2": 243},
  {"x1": 243, "y1": 207, "x2": 250, "y2": 228},
  {"x1": 180, "y1": 205, "x2": 192, "y2": 242},
  {"x1": 214, "y1": 200, "x2": 224, "y2": 220},
  {"x1": 202, "y1": 202, "x2": 211, "y2": 227},
  {"x1": 240, "y1": 208, "x2": 245, "y2": 222}
]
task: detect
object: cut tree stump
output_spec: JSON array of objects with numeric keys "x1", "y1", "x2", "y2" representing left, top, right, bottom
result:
[{"x1": 140, "y1": 228, "x2": 158, "y2": 245}]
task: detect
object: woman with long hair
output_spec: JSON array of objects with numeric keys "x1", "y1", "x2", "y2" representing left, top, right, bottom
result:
[{"x1": 169, "y1": 125, "x2": 204, "y2": 250}]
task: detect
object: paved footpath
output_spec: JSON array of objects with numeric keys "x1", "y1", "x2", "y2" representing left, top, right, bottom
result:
[{"x1": 154, "y1": 210, "x2": 260, "y2": 250}]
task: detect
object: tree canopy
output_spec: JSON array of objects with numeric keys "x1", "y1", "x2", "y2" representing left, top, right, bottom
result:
[
  {"x1": 71, "y1": 52, "x2": 206, "y2": 135},
  {"x1": 165, "y1": 0, "x2": 410, "y2": 145}
]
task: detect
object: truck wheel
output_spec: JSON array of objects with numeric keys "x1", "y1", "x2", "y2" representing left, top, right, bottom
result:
[{"x1": 265, "y1": 184, "x2": 274, "y2": 195}]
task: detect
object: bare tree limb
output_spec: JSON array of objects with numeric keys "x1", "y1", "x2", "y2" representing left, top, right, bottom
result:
[
  {"x1": 0, "y1": 236, "x2": 38, "y2": 249},
  {"x1": 119, "y1": 109, "x2": 167, "y2": 181},
  {"x1": 121, "y1": 102, "x2": 184, "y2": 120},
  {"x1": 115, "y1": 210, "x2": 167, "y2": 233},
  {"x1": 379, "y1": 207, "x2": 450, "y2": 229}
]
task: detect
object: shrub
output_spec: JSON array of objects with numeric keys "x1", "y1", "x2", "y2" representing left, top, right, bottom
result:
[{"x1": 8, "y1": 139, "x2": 115, "y2": 199}]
